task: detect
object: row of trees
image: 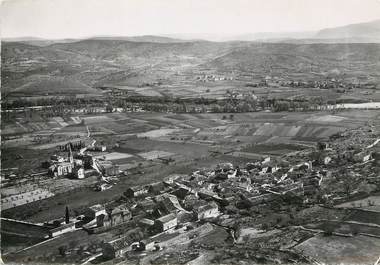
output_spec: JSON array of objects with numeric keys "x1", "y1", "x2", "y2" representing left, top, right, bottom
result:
[{"x1": 3, "y1": 94, "x2": 339, "y2": 122}]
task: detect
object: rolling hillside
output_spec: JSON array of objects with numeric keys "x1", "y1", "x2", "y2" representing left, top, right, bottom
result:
[
  {"x1": 48, "y1": 39, "x2": 235, "y2": 60},
  {"x1": 12, "y1": 75, "x2": 99, "y2": 95},
  {"x1": 2, "y1": 39, "x2": 380, "y2": 96},
  {"x1": 202, "y1": 43, "x2": 380, "y2": 76}
]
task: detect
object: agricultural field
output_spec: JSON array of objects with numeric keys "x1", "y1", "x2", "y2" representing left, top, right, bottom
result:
[
  {"x1": 335, "y1": 195, "x2": 380, "y2": 212},
  {"x1": 94, "y1": 152, "x2": 134, "y2": 161},
  {"x1": 242, "y1": 143, "x2": 307, "y2": 156},
  {"x1": 3, "y1": 109, "x2": 377, "y2": 170},
  {"x1": 294, "y1": 234, "x2": 380, "y2": 265},
  {"x1": 106, "y1": 81, "x2": 380, "y2": 102},
  {"x1": 137, "y1": 150, "x2": 175, "y2": 160}
]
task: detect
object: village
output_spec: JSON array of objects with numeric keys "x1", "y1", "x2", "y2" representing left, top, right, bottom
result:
[
  {"x1": 2, "y1": 120, "x2": 380, "y2": 264},
  {"x1": 2, "y1": 3, "x2": 380, "y2": 264}
]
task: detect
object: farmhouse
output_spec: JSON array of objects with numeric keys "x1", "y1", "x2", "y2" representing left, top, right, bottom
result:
[
  {"x1": 193, "y1": 201, "x2": 220, "y2": 220},
  {"x1": 163, "y1": 174, "x2": 182, "y2": 184},
  {"x1": 102, "y1": 228, "x2": 144, "y2": 259},
  {"x1": 125, "y1": 186, "x2": 148, "y2": 198},
  {"x1": 198, "y1": 188, "x2": 217, "y2": 200},
  {"x1": 97, "y1": 161, "x2": 119, "y2": 176},
  {"x1": 171, "y1": 185, "x2": 192, "y2": 199},
  {"x1": 156, "y1": 194, "x2": 187, "y2": 214},
  {"x1": 135, "y1": 198, "x2": 156, "y2": 214},
  {"x1": 154, "y1": 213, "x2": 177, "y2": 232},
  {"x1": 248, "y1": 193, "x2": 276, "y2": 205},
  {"x1": 84, "y1": 204, "x2": 106, "y2": 220},
  {"x1": 148, "y1": 181, "x2": 169, "y2": 195},
  {"x1": 96, "y1": 205, "x2": 131, "y2": 228}
]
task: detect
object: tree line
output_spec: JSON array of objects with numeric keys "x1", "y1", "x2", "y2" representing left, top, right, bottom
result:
[{"x1": 2, "y1": 93, "x2": 340, "y2": 123}]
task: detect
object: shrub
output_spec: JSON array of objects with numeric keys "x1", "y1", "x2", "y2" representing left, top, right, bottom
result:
[
  {"x1": 321, "y1": 222, "x2": 335, "y2": 236},
  {"x1": 58, "y1": 245, "x2": 68, "y2": 257}
]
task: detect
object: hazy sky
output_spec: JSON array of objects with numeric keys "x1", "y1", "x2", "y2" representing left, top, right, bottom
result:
[{"x1": 1, "y1": 0, "x2": 380, "y2": 39}]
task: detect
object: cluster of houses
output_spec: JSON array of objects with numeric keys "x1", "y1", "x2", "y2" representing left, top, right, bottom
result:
[
  {"x1": 237, "y1": 74, "x2": 377, "y2": 91},
  {"x1": 196, "y1": 74, "x2": 234, "y2": 82},
  {"x1": 69, "y1": 156, "x2": 327, "y2": 259},
  {"x1": 81, "y1": 125, "x2": 380, "y2": 260},
  {"x1": 278, "y1": 78, "x2": 377, "y2": 90}
]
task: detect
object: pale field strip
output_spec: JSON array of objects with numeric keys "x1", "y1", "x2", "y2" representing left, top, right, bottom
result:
[
  {"x1": 137, "y1": 150, "x2": 175, "y2": 160},
  {"x1": 51, "y1": 117, "x2": 69, "y2": 127},
  {"x1": 137, "y1": 128, "x2": 181, "y2": 138},
  {"x1": 94, "y1": 152, "x2": 134, "y2": 161},
  {"x1": 306, "y1": 115, "x2": 347, "y2": 123},
  {"x1": 70, "y1": 116, "x2": 82, "y2": 124},
  {"x1": 236, "y1": 228, "x2": 281, "y2": 243},
  {"x1": 82, "y1": 115, "x2": 114, "y2": 124},
  {"x1": 337, "y1": 102, "x2": 380, "y2": 109},
  {"x1": 146, "y1": 116, "x2": 183, "y2": 124},
  {"x1": 253, "y1": 123, "x2": 301, "y2": 137},
  {"x1": 135, "y1": 88, "x2": 163, "y2": 97}
]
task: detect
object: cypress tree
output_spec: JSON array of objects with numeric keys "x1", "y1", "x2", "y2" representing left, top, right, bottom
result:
[{"x1": 65, "y1": 206, "x2": 69, "y2": 224}]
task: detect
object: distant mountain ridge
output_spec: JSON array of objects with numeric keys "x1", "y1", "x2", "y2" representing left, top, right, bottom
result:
[
  {"x1": 3, "y1": 19, "x2": 380, "y2": 44},
  {"x1": 2, "y1": 19, "x2": 380, "y2": 96},
  {"x1": 2, "y1": 35, "x2": 190, "y2": 47},
  {"x1": 315, "y1": 19, "x2": 380, "y2": 40},
  {"x1": 2, "y1": 37, "x2": 81, "y2": 47},
  {"x1": 89, "y1": 35, "x2": 187, "y2": 43},
  {"x1": 164, "y1": 19, "x2": 380, "y2": 43}
]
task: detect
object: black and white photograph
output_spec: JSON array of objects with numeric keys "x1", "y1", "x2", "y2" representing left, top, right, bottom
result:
[{"x1": 1, "y1": 0, "x2": 380, "y2": 264}]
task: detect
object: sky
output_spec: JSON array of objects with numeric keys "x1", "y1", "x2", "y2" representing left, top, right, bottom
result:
[{"x1": 1, "y1": 0, "x2": 380, "y2": 39}]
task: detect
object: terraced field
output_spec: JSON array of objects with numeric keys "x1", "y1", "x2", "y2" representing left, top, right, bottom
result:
[
  {"x1": 2, "y1": 109, "x2": 376, "y2": 173},
  {"x1": 294, "y1": 234, "x2": 380, "y2": 265},
  {"x1": 2, "y1": 116, "x2": 82, "y2": 135}
]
